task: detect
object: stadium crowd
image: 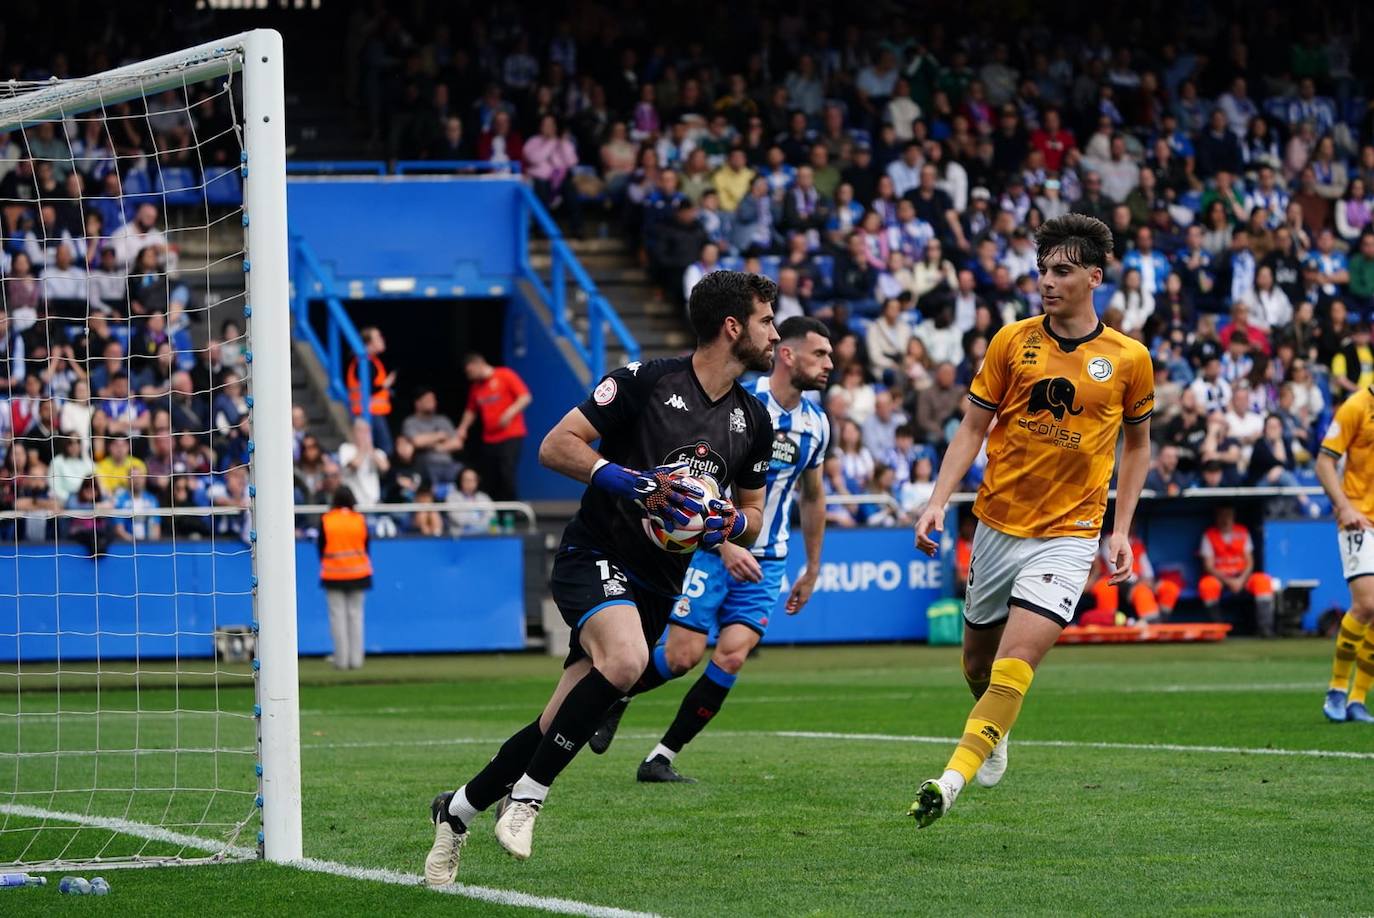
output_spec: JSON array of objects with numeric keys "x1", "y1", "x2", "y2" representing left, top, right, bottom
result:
[{"x1": 350, "y1": 3, "x2": 1370, "y2": 528}]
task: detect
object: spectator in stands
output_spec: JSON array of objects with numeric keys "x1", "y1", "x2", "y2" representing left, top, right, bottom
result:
[
  {"x1": 1243, "y1": 264, "x2": 1294, "y2": 333},
  {"x1": 1331, "y1": 322, "x2": 1374, "y2": 401},
  {"x1": 65, "y1": 475, "x2": 110, "y2": 557},
  {"x1": 1145, "y1": 443, "x2": 1194, "y2": 496},
  {"x1": 1109, "y1": 268, "x2": 1153, "y2": 338},
  {"x1": 383, "y1": 435, "x2": 426, "y2": 505},
  {"x1": 682, "y1": 242, "x2": 721, "y2": 304},
  {"x1": 1335, "y1": 178, "x2": 1374, "y2": 244},
  {"x1": 524, "y1": 114, "x2": 584, "y2": 236},
  {"x1": 401, "y1": 386, "x2": 462, "y2": 487},
  {"x1": 455, "y1": 354, "x2": 531, "y2": 504},
  {"x1": 50, "y1": 436, "x2": 93, "y2": 506},
  {"x1": 653, "y1": 200, "x2": 709, "y2": 304},
  {"x1": 1346, "y1": 232, "x2": 1374, "y2": 316},
  {"x1": 108, "y1": 204, "x2": 168, "y2": 271},
  {"x1": 94, "y1": 436, "x2": 145, "y2": 499},
  {"x1": 915, "y1": 362, "x2": 965, "y2": 446},
  {"x1": 113, "y1": 468, "x2": 161, "y2": 542},
  {"x1": 1198, "y1": 506, "x2": 1277, "y2": 636},
  {"x1": 338, "y1": 417, "x2": 390, "y2": 508},
  {"x1": 447, "y1": 467, "x2": 495, "y2": 534},
  {"x1": 346, "y1": 326, "x2": 396, "y2": 455},
  {"x1": 861, "y1": 389, "x2": 907, "y2": 458},
  {"x1": 477, "y1": 110, "x2": 522, "y2": 168},
  {"x1": 731, "y1": 176, "x2": 782, "y2": 255},
  {"x1": 1223, "y1": 382, "x2": 1265, "y2": 463},
  {"x1": 866, "y1": 297, "x2": 913, "y2": 380}
]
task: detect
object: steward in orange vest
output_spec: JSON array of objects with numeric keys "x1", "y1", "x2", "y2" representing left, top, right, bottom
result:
[{"x1": 319, "y1": 487, "x2": 373, "y2": 590}]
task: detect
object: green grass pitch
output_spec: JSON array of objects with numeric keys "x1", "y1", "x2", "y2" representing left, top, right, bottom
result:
[{"x1": 0, "y1": 639, "x2": 1367, "y2": 916}]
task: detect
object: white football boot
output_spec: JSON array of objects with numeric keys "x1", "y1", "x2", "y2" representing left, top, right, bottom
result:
[
  {"x1": 975, "y1": 733, "x2": 1009, "y2": 787},
  {"x1": 908, "y1": 776, "x2": 961, "y2": 828},
  {"x1": 494, "y1": 798, "x2": 542, "y2": 860},
  {"x1": 424, "y1": 792, "x2": 469, "y2": 886}
]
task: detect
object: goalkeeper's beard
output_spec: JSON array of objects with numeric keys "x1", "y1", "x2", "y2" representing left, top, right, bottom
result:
[{"x1": 732, "y1": 337, "x2": 775, "y2": 373}]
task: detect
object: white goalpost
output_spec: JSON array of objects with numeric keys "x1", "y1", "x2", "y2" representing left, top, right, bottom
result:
[{"x1": 0, "y1": 30, "x2": 300, "y2": 868}]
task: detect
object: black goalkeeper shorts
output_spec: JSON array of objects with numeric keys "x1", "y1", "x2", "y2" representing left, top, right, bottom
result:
[{"x1": 548, "y1": 545, "x2": 676, "y2": 669}]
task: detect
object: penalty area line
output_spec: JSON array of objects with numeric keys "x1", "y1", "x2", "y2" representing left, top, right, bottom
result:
[{"x1": 0, "y1": 803, "x2": 663, "y2": 918}]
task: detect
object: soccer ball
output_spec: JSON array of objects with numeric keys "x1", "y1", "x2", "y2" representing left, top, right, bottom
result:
[{"x1": 641, "y1": 470, "x2": 721, "y2": 554}]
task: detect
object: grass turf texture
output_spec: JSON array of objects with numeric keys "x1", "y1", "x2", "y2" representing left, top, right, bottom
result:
[{"x1": 0, "y1": 640, "x2": 1366, "y2": 916}]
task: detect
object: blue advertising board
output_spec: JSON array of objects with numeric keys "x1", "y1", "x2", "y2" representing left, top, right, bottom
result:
[
  {"x1": 761, "y1": 528, "x2": 937, "y2": 644},
  {"x1": 0, "y1": 536, "x2": 526, "y2": 663}
]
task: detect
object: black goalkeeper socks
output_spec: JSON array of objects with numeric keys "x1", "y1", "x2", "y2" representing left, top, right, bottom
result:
[
  {"x1": 661, "y1": 662, "x2": 735, "y2": 753},
  {"x1": 523, "y1": 667, "x2": 623, "y2": 787},
  {"x1": 461, "y1": 719, "x2": 543, "y2": 811}
]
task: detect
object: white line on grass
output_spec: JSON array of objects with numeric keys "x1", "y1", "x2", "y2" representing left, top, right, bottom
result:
[
  {"x1": 301, "y1": 730, "x2": 1374, "y2": 762},
  {"x1": 0, "y1": 803, "x2": 661, "y2": 918},
  {"x1": 757, "y1": 730, "x2": 1374, "y2": 761}
]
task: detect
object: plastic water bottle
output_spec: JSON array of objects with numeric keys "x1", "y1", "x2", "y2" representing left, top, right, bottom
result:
[
  {"x1": 58, "y1": 876, "x2": 92, "y2": 895},
  {"x1": 90, "y1": 877, "x2": 110, "y2": 896},
  {"x1": 0, "y1": 873, "x2": 45, "y2": 887}
]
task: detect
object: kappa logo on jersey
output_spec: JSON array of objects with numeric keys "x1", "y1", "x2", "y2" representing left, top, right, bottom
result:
[
  {"x1": 664, "y1": 441, "x2": 726, "y2": 481},
  {"x1": 625, "y1": 361, "x2": 641, "y2": 375},
  {"x1": 593, "y1": 377, "x2": 617, "y2": 406},
  {"x1": 729, "y1": 407, "x2": 748, "y2": 433},
  {"x1": 663, "y1": 393, "x2": 689, "y2": 411},
  {"x1": 1087, "y1": 356, "x2": 1114, "y2": 382},
  {"x1": 1027, "y1": 377, "x2": 1084, "y2": 420}
]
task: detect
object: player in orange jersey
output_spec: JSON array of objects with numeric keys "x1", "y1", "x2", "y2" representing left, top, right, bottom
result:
[
  {"x1": 1316, "y1": 384, "x2": 1374, "y2": 722},
  {"x1": 909, "y1": 214, "x2": 1154, "y2": 827}
]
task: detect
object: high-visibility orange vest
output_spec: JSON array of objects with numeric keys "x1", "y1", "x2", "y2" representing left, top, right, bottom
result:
[
  {"x1": 320, "y1": 508, "x2": 372, "y2": 583},
  {"x1": 1203, "y1": 525, "x2": 1248, "y2": 578},
  {"x1": 346, "y1": 355, "x2": 391, "y2": 416}
]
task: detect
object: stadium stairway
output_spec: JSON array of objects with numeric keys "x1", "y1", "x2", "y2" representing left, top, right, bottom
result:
[{"x1": 527, "y1": 233, "x2": 693, "y2": 364}]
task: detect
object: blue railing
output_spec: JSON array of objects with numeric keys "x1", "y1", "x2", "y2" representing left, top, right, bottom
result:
[
  {"x1": 290, "y1": 235, "x2": 371, "y2": 423},
  {"x1": 515, "y1": 184, "x2": 638, "y2": 382},
  {"x1": 394, "y1": 160, "x2": 521, "y2": 175}
]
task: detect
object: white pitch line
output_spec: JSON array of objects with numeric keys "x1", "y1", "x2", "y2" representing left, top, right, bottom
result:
[
  {"x1": 761, "y1": 730, "x2": 1374, "y2": 761},
  {"x1": 301, "y1": 729, "x2": 1374, "y2": 762},
  {"x1": 0, "y1": 803, "x2": 661, "y2": 918}
]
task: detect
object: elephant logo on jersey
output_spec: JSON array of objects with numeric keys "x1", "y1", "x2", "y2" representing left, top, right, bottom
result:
[{"x1": 1027, "y1": 377, "x2": 1084, "y2": 420}]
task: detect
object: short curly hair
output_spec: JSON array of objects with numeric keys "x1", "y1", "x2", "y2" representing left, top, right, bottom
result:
[
  {"x1": 688, "y1": 270, "x2": 778, "y2": 343},
  {"x1": 1036, "y1": 213, "x2": 1113, "y2": 270}
]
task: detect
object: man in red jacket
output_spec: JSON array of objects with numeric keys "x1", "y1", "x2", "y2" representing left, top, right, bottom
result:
[{"x1": 456, "y1": 353, "x2": 533, "y2": 503}]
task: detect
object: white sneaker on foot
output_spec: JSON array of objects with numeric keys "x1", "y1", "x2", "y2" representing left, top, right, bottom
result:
[
  {"x1": 975, "y1": 733, "x2": 1009, "y2": 787},
  {"x1": 494, "y1": 798, "x2": 541, "y2": 860},
  {"x1": 424, "y1": 792, "x2": 469, "y2": 886},
  {"x1": 908, "y1": 776, "x2": 961, "y2": 828}
]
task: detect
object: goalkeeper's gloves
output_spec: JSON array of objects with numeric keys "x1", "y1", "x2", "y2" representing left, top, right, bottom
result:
[
  {"x1": 702, "y1": 497, "x2": 747, "y2": 548},
  {"x1": 590, "y1": 460, "x2": 705, "y2": 527}
]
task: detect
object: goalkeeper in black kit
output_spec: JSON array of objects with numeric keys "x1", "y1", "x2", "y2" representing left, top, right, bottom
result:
[{"x1": 424, "y1": 271, "x2": 777, "y2": 884}]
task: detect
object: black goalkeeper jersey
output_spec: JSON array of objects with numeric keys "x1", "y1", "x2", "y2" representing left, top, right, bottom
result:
[{"x1": 564, "y1": 355, "x2": 774, "y2": 597}]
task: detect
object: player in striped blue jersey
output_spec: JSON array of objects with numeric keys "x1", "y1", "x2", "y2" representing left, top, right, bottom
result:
[{"x1": 587, "y1": 317, "x2": 834, "y2": 781}]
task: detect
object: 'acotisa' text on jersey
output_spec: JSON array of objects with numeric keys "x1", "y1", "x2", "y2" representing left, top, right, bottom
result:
[
  {"x1": 568, "y1": 356, "x2": 774, "y2": 596},
  {"x1": 748, "y1": 376, "x2": 829, "y2": 559}
]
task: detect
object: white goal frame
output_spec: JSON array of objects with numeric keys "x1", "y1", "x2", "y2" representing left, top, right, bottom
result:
[{"x1": 0, "y1": 29, "x2": 301, "y2": 863}]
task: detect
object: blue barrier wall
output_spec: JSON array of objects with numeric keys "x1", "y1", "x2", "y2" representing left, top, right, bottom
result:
[
  {"x1": 0, "y1": 537, "x2": 525, "y2": 662},
  {"x1": 1263, "y1": 519, "x2": 1346, "y2": 630},
  {"x1": 504, "y1": 293, "x2": 588, "y2": 501},
  {"x1": 286, "y1": 179, "x2": 522, "y2": 292}
]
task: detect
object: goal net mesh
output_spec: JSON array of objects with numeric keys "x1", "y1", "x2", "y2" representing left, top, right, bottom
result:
[{"x1": 0, "y1": 48, "x2": 263, "y2": 868}]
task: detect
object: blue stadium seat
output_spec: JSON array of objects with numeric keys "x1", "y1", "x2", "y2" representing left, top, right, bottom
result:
[
  {"x1": 157, "y1": 167, "x2": 202, "y2": 208},
  {"x1": 759, "y1": 255, "x2": 781, "y2": 280},
  {"x1": 720, "y1": 256, "x2": 744, "y2": 272},
  {"x1": 204, "y1": 165, "x2": 243, "y2": 206},
  {"x1": 813, "y1": 254, "x2": 834, "y2": 289},
  {"x1": 120, "y1": 168, "x2": 159, "y2": 219}
]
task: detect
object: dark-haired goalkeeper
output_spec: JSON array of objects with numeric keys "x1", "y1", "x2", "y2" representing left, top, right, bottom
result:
[
  {"x1": 908, "y1": 214, "x2": 1155, "y2": 827},
  {"x1": 424, "y1": 271, "x2": 776, "y2": 883},
  {"x1": 586, "y1": 316, "x2": 834, "y2": 782}
]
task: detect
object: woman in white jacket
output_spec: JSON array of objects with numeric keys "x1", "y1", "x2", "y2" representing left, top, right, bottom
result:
[
  {"x1": 1108, "y1": 268, "x2": 1154, "y2": 337},
  {"x1": 1240, "y1": 263, "x2": 1293, "y2": 332}
]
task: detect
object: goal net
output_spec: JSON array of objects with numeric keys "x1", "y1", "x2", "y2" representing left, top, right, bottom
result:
[{"x1": 0, "y1": 31, "x2": 300, "y2": 870}]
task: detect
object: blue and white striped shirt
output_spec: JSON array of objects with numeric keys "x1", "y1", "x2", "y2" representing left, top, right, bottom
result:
[{"x1": 747, "y1": 377, "x2": 830, "y2": 559}]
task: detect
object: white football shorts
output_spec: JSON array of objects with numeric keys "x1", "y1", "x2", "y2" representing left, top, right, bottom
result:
[
  {"x1": 1338, "y1": 526, "x2": 1374, "y2": 582},
  {"x1": 964, "y1": 521, "x2": 1097, "y2": 629}
]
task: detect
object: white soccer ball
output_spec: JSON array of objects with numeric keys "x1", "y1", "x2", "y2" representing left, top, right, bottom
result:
[{"x1": 641, "y1": 469, "x2": 721, "y2": 554}]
